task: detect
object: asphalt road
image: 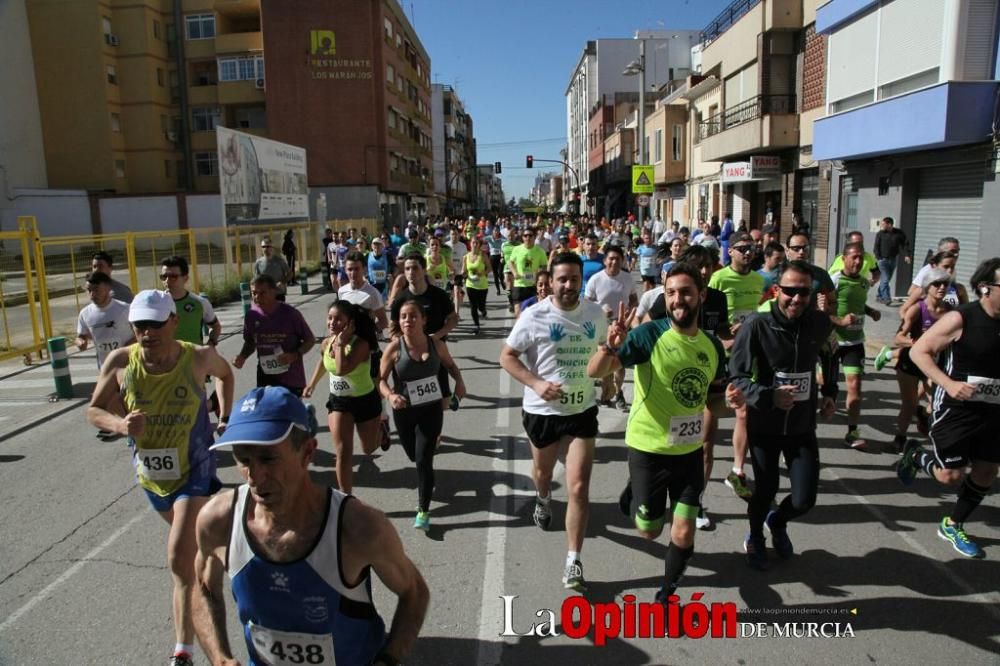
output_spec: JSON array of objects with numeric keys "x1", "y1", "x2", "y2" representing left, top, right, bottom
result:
[{"x1": 0, "y1": 286, "x2": 998, "y2": 665}]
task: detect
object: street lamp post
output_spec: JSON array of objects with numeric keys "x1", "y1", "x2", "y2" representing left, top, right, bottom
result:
[{"x1": 624, "y1": 38, "x2": 646, "y2": 229}]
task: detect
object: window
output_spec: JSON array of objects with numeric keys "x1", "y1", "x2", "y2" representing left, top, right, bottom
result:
[
  {"x1": 396, "y1": 33, "x2": 402, "y2": 48},
  {"x1": 164, "y1": 160, "x2": 171, "y2": 178},
  {"x1": 114, "y1": 159, "x2": 126, "y2": 178},
  {"x1": 194, "y1": 152, "x2": 218, "y2": 176},
  {"x1": 192, "y1": 107, "x2": 221, "y2": 131},
  {"x1": 160, "y1": 114, "x2": 169, "y2": 132},
  {"x1": 396, "y1": 74, "x2": 403, "y2": 91},
  {"x1": 388, "y1": 108, "x2": 396, "y2": 129},
  {"x1": 384, "y1": 17, "x2": 393, "y2": 39},
  {"x1": 191, "y1": 61, "x2": 217, "y2": 86},
  {"x1": 218, "y1": 55, "x2": 264, "y2": 82},
  {"x1": 386, "y1": 63, "x2": 394, "y2": 83},
  {"x1": 235, "y1": 106, "x2": 266, "y2": 129},
  {"x1": 654, "y1": 128, "x2": 663, "y2": 163},
  {"x1": 102, "y1": 17, "x2": 112, "y2": 36},
  {"x1": 153, "y1": 20, "x2": 161, "y2": 39},
  {"x1": 672, "y1": 124, "x2": 683, "y2": 161},
  {"x1": 110, "y1": 112, "x2": 121, "y2": 132},
  {"x1": 185, "y1": 14, "x2": 215, "y2": 40},
  {"x1": 106, "y1": 65, "x2": 117, "y2": 85},
  {"x1": 157, "y1": 68, "x2": 164, "y2": 86}
]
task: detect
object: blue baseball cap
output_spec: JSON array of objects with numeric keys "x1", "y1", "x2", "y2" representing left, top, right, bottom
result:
[{"x1": 210, "y1": 386, "x2": 315, "y2": 450}]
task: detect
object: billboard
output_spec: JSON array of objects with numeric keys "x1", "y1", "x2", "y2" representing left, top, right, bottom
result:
[{"x1": 217, "y1": 126, "x2": 309, "y2": 225}]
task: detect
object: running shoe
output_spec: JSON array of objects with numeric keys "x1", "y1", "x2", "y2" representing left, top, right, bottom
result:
[
  {"x1": 896, "y1": 439, "x2": 921, "y2": 486},
  {"x1": 473, "y1": 326, "x2": 480, "y2": 336},
  {"x1": 744, "y1": 534, "x2": 769, "y2": 571},
  {"x1": 873, "y1": 345, "x2": 893, "y2": 371},
  {"x1": 725, "y1": 472, "x2": 753, "y2": 500},
  {"x1": 654, "y1": 583, "x2": 678, "y2": 605},
  {"x1": 379, "y1": 420, "x2": 391, "y2": 451},
  {"x1": 765, "y1": 510, "x2": 794, "y2": 559},
  {"x1": 695, "y1": 508, "x2": 712, "y2": 530},
  {"x1": 532, "y1": 499, "x2": 552, "y2": 530},
  {"x1": 938, "y1": 517, "x2": 984, "y2": 558},
  {"x1": 507, "y1": 304, "x2": 514, "y2": 313},
  {"x1": 618, "y1": 480, "x2": 633, "y2": 518},
  {"x1": 844, "y1": 429, "x2": 868, "y2": 451},
  {"x1": 562, "y1": 559, "x2": 587, "y2": 591},
  {"x1": 169, "y1": 654, "x2": 194, "y2": 666},
  {"x1": 481, "y1": 310, "x2": 488, "y2": 319},
  {"x1": 413, "y1": 511, "x2": 430, "y2": 532},
  {"x1": 614, "y1": 392, "x2": 628, "y2": 410}
]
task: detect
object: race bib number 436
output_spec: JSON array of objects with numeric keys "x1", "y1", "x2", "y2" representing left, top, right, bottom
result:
[
  {"x1": 136, "y1": 447, "x2": 181, "y2": 481},
  {"x1": 249, "y1": 622, "x2": 334, "y2": 665}
]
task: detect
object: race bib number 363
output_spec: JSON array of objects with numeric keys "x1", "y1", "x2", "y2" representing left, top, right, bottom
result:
[
  {"x1": 967, "y1": 376, "x2": 1000, "y2": 405},
  {"x1": 249, "y1": 622, "x2": 334, "y2": 665}
]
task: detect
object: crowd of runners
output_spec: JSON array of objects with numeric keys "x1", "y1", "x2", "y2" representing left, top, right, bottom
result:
[{"x1": 77, "y1": 214, "x2": 998, "y2": 665}]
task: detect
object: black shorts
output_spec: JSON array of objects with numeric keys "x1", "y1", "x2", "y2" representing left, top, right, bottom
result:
[
  {"x1": 929, "y1": 406, "x2": 1000, "y2": 469},
  {"x1": 522, "y1": 405, "x2": 599, "y2": 448},
  {"x1": 512, "y1": 286, "x2": 538, "y2": 304},
  {"x1": 895, "y1": 348, "x2": 925, "y2": 380},
  {"x1": 256, "y1": 369, "x2": 304, "y2": 397},
  {"x1": 326, "y1": 388, "x2": 382, "y2": 422},
  {"x1": 838, "y1": 344, "x2": 865, "y2": 376},
  {"x1": 628, "y1": 447, "x2": 704, "y2": 532}
]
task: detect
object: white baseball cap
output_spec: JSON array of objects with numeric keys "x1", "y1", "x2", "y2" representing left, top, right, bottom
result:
[{"x1": 129, "y1": 289, "x2": 176, "y2": 323}]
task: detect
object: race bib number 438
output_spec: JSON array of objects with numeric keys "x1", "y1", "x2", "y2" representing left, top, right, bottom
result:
[{"x1": 249, "y1": 622, "x2": 334, "y2": 665}]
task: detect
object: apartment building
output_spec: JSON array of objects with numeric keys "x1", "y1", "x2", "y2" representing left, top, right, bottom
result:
[
  {"x1": 644, "y1": 86, "x2": 689, "y2": 223},
  {"x1": 687, "y1": 0, "x2": 832, "y2": 258},
  {"x1": 431, "y1": 84, "x2": 476, "y2": 216},
  {"x1": 814, "y1": 0, "x2": 1000, "y2": 291},
  {"x1": 565, "y1": 32, "x2": 699, "y2": 215},
  {"x1": 24, "y1": 0, "x2": 433, "y2": 226}
]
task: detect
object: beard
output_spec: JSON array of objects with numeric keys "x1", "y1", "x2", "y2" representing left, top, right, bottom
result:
[
  {"x1": 668, "y1": 303, "x2": 699, "y2": 329},
  {"x1": 555, "y1": 287, "x2": 580, "y2": 309}
]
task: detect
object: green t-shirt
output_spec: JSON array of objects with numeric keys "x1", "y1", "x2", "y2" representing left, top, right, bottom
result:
[
  {"x1": 829, "y1": 252, "x2": 877, "y2": 279},
  {"x1": 173, "y1": 292, "x2": 215, "y2": 345},
  {"x1": 830, "y1": 270, "x2": 869, "y2": 346},
  {"x1": 509, "y1": 245, "x2": 548, "y2": 288},
  {"x1": 465, "y1": 253, "x2": 489, "y2": 290},
  {"x1": 426, "y1": 256, "x2": 450, "y2": 290},
  {"x1": 398, "y1": 242, "x2": 427, "y2": 260},
  {"x1": 617, "y1": 320, "x2": 725, "y2": 455},
  {"x1": 708, "y1": 266, "x2": 765, "y2": 326},
  {"x1": 501, "y1": 240, "x2": 520, "y2": 264}
]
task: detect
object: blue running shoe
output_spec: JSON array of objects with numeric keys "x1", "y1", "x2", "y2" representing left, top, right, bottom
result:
[
  {"x1": 896, "y1": 439, "x2": 921, "y2": 486},
  {"x1": 765, "y1": 510, "x2": 794, "y2": 559},
  {"x1": 938, "y1": 518, "x2": 984, "y2": 559},
  {"x1": 414, "y1": 511, "x2": 430, "y2": 532}
]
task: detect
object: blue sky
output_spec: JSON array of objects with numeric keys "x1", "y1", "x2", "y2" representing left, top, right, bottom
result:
[{"x1": 409, "y1": 0, "x2": 732, "y2": 199}]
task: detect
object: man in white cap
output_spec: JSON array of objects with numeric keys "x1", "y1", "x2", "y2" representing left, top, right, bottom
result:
[
  {"x1": 87, "y1": 289, "x2": 234, "y2": 666},
  {"x1": 193, "y1": 386, "x2": 429, "y2": 665}
]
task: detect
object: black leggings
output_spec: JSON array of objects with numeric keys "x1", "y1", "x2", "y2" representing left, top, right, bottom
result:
[
  {"x1": 467, "y1": 287, "x2": 488, "y2": 326},
  {"x1": 747, "y1": 432, "x2": 819, "y2": 539},
  {"x1": 490, "y1": 255, "x2": 504, "y2": 292},
  {"x1": 393, "y1": 403, "x2": 444, "y2": 512}
]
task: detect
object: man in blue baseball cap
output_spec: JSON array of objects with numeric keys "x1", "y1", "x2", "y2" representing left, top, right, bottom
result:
[{"x1": 193, "y1": 386, "x2": 429, "y2": 666}]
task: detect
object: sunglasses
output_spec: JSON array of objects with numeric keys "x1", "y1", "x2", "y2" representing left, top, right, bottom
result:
[
  {"x1": 132, "y1": 319, "x2": 168, "y2": 330},
  {"x1": 731, "y1": 245, "x2": 754, "y2": 254},
  {"x1": 928, "y1": 281, "x2": 950, "y2": 289},
  {"x1": 160, "y1": 273, "x2": 183, "y2": 280},
  {"x1": 777, "y1": 285, "x2": 813, "y2": 298}
]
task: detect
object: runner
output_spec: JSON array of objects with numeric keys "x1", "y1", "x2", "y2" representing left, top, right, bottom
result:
[
  {"x1": 487, "y1": 227, "x2": 506, "y2": 295},
  {"x1": 321, "y1": 227, "x2": 335, "y2": 290},
  {"x1": 368, "y1": 237, "x2": 391, "y2": 298},
  {"x1": 379, "y1": 297, "x2": 466, "y2": 530},
  {"x1": 500, "y1": 228, "x2": 521, "y2": 313},
  {"x1": 884, "y1": 268, "x2": 953, "y2": 453},
  {"x1": 448, "y1": 227, "x2": 469, "y2": 315},
  {"x1": 233, "y1": 275, "x2": 315, "y2": 397},
  {"x1": 499, "y1": 252, "x2": 608, "y2": 590},
  {"x1": 829, "y1": 230, "x2": 880, "y2": 285},
  {"x1": 304, "y1": 301, "x2": 382, "y2": 494},
  {"x1": 757, "y1": 241, "x2": 786, "y2": 295},
  {"x1": 589, "y1": 266, "x2": 741, "y2": 602},
  {"x1": 708, "y1": 231, "x2": 765, "y2": 500},
  {"x1": 463, "y1": 235, "x2": 492, "y2": 335},
  {"x1": 517, "y1": 271, "x2": 553, "y2": 315},
  {"x1": 636, "y1": 230, "x2": 661, "y2": 290},
  {"x1": 729, "y1": 261, "x2": 837, "y2": 570},
  {"x1": 87, "y1": 289, "x2": 234, "y2": 666},
  {"x1": 897, "y1": 258, "x2": 1000, "y2": 559},
  {"x1": 76, "y1": 271, "x2": 134, "y2": 369},
  {"x1": 579, "y1": 235, "x2": 606, "y2": 290},
  {"x1": 194, "y1": 386, "x2": 429, "y2": 665},
  {"x1": 829, "y1": 242, "x2": 883, "y2": 451},
  {"x1": 254, "y1": 238, "x2": 292, "y2": 302},
  {"x1": 160, "y1": 256, "x2": 221, "y2": 347},
  {"x1": 585, "y1": 244, "x2": 638, "y2": 409},
  {"x1": 339, "y1": 252, "x2": 390, "y2": 332},
  {"x1": 90, "y1": 250, "x2": 134, "y2": 303}
]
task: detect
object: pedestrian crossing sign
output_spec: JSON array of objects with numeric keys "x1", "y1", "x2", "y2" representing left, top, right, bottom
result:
[{"x1": 632, "y1": 165, "x2": 654, "y2": 194}]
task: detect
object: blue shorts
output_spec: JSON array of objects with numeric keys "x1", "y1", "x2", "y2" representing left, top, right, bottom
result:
[{"x1": 142, "y1": 469, "x2": 222, "y2": 513}]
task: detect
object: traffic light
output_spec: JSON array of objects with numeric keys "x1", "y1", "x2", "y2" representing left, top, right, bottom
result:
[
  {"x1": 526, "y1": 155, "x2": 533, "y2": 168},
  {"x1": 494, "y1": 161, "x2": 502, "y2": 174}
]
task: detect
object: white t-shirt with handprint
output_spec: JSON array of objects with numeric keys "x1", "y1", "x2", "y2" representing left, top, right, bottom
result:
[{"x1": 505, "y1": 297, "x2": 608, "y2": 416}]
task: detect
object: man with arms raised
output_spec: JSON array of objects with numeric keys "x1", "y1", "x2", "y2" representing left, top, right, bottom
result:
[
  {"x1": 500, "y1": 253, "x2": 608, "y2": 591},
  {"x1": 194, "y1": 386, "x2": 429, "y2": 665}
]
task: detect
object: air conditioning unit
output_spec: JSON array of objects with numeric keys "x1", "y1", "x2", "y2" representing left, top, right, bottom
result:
[
  {"x1": 106, "y1": 34, "x2": 120, "y2": 46},
  {"x1": 254, "y1": 78, "x2": 265, "y2": 89},
  {"x1": 166, "y1": 130, "x2": 178, "y2": 143}
]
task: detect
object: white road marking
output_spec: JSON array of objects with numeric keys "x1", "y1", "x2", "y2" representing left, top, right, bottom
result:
[
  {"x1": 0, "y1": 510, "x2": 147, "y2": 633},
  {"x1": 0, "y1": 378, "x2": 98, "y2": 390}
]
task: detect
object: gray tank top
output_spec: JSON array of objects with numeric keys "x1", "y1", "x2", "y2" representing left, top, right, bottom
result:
[{"x1": 395, "y1": 336, "x2": 441, "y2": 383}]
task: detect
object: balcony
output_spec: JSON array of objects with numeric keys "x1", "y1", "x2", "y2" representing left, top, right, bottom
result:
[
  {"x1": 814, "y1": 81, "x2": 1000, "y2": 161},
  {"x1": 700, "y1": 0, "x2": 762, "y2": 45},
  {"x1": 218, "y1": 80, "x2": 265, "y2": 105},
  {"x1": 215, "y1": 31, "x2": 262, "y2": 55},
  {"x1": 697, "y1": 94, "x2": 798, "y2": 162},
  {"x1": 215, "y1": 0, "x2": 261, "y2": 17}
]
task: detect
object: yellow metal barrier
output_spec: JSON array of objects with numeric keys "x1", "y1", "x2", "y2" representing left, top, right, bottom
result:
[{"x1": 0, "y1": 219, "x2": 47, "y2": 363}]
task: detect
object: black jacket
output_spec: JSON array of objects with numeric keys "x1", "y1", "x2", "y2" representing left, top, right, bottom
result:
[{"x1": 729, "y1": 302, "x2": 837, "y2": 436}]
